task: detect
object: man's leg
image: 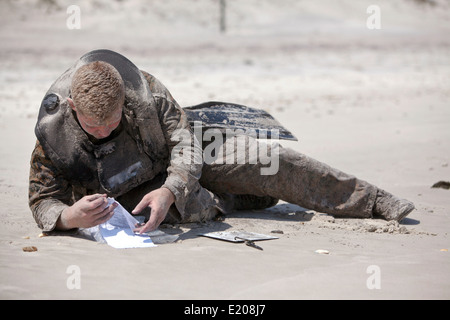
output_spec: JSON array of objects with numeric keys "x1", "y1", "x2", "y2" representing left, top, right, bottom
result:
[
  {"x1": 118, "y1": 136, "x2": 414, "y2": 224},
  {"x1": 200, "y1": 135, "x2": 378, "y2": 218}
]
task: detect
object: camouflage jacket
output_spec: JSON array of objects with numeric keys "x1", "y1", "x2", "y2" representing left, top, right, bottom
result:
[{"x1": 29, "y1": 71, "x2": 202, "y2": 232}]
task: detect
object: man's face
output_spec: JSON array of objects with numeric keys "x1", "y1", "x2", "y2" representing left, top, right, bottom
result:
[
  {"x1": 68, "y1": 98, "x2": 122, "y2": 139},
  {"x1": 77, "y1": 109, "x2": 122, "y2": 139}
]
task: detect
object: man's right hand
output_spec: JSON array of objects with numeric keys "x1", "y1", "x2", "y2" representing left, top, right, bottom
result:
[{"x1": 57, "y1": 193, "x2": 117, "y2": 230}]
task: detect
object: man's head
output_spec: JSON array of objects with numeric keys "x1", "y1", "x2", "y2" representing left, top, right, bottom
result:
[{"x1": 67, "y1": 61, "x2": 125, "y2": 139}]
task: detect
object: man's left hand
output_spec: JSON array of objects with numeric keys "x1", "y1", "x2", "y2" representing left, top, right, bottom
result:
[{"x1": 132, "y1": 187, "x2": 175, "y2": 233}]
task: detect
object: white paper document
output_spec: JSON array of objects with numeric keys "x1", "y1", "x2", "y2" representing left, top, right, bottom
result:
[{"x1": 99, "y1": 198, "x2": 156, "y2": 249}]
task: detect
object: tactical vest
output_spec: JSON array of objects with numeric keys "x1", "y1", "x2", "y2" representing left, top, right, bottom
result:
[{"x1": 35, "y1": 50, "x2": 170, "y2": 198}]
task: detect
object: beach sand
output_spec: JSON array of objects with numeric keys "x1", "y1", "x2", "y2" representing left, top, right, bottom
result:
[{"x1": 0, "y1": 0, "x2": 449, "y2": 299}]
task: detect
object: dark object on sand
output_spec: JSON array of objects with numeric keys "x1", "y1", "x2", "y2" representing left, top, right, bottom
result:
[{"x1": 431, "y1": 181, "x2": 450, "y2": 190}]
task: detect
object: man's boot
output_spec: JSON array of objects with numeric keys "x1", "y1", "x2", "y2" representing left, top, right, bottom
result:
[
  {"x1": 231, "y1": 194, "x2": 279, "y2": 211},
  {"x1": 372, "y1": 189, "x2": 415, "y2": 222}
]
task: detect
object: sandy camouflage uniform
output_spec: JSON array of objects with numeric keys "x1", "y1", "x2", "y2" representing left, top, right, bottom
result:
[{"x1": 29, "y1": 57, "x2": 380, "y2": 232}]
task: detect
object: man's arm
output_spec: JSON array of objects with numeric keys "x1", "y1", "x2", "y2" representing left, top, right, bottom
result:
[
  {"x1": 151, "y1": 74, "x2": 203, "y2": 210},
  {"x1": 29, "y1": 140, "x2": 74, "y2": 231},
  {"x1": 29, "y1": 141, "x2": 116, "y2": 231},
  {"x1": 132, "y1": 72, "x2": 203, "y2": 232}
]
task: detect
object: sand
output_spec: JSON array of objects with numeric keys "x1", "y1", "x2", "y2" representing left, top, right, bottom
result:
[{"x1": 0, "y1": 0, "x2": 449, "y2": 300}]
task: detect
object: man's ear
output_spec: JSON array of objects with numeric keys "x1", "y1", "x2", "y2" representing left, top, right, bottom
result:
[{"x1": 67, "y1": 98, "x2": 76, "y2": 111}]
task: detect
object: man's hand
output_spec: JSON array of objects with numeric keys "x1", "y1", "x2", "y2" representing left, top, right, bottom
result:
[
  {"x1": 132, "y1": 187, "x2": 175, "y2": 233},
  {"x1": 57, "y1": 194, "x2": 117, "y2": 230}
]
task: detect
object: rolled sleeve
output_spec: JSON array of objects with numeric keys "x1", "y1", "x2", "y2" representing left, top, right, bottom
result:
[
  {"x1": 158, "y1": 97, "x2": 203, "y2": 215},
  {"x1": 144, "y1": 72, "x2": 203, "y2": 216},
  {"x1": 28, "y1": 140, "x2": 73, "y2": 231}
]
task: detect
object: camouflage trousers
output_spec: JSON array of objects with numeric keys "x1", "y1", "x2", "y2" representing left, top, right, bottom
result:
[{"x1": 117, "y1": 135, "x2": 378, "y2": 224}]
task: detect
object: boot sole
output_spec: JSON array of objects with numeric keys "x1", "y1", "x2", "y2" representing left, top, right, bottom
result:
[{"x1": 395, "y1": 202, "x2": 415, "y2": 222}]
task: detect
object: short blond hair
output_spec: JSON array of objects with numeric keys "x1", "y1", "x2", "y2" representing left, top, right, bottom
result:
[{"x1": 71, "y1": 61, "x2": 125, "y2": 120}]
